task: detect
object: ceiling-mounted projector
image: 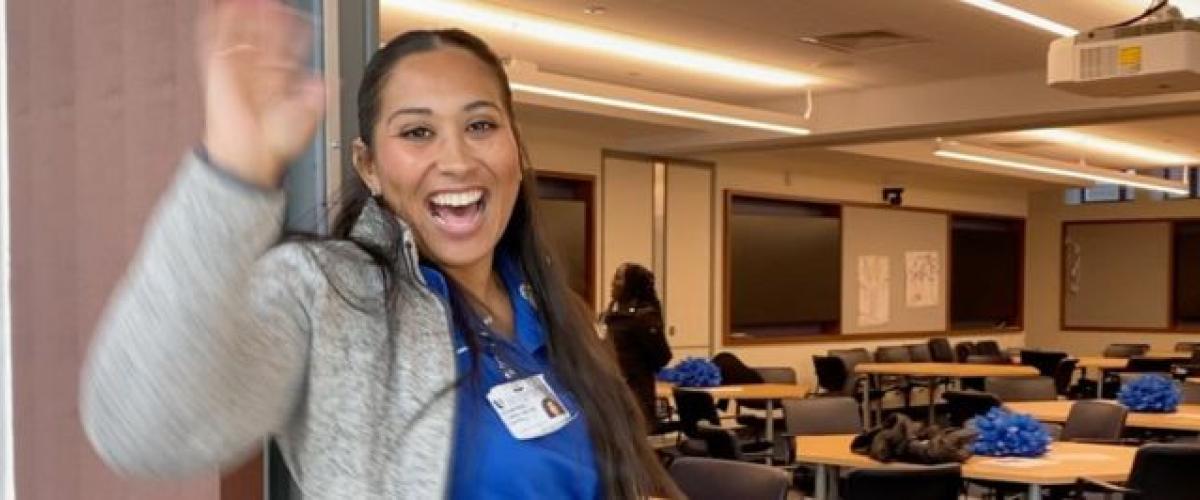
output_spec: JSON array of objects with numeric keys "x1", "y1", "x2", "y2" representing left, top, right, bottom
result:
[{"x1": 1048, "y1": 5, "x2": 1200, "y2": 97}]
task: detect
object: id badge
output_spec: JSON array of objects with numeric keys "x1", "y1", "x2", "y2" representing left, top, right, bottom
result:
[{"x1": 486, "y1": 374, "x2": 573, "y2": 440}]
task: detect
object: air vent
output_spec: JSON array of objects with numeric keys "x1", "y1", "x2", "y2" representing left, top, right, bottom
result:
[{"x1": 799, "y1": 30, "x2": 926, "y2": 53}]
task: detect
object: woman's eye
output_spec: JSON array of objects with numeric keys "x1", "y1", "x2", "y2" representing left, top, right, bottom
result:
[
  {"x1": 467, "y1": 120, "x2": 498, "y2": 134},
  {"x1": 400, "y1": 127, "x2": 434, "y2": 140}
]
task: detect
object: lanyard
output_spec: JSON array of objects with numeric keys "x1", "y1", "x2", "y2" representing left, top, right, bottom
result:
[{"x1": 477, "y1": 329, "x2": 527, "y2": 381}]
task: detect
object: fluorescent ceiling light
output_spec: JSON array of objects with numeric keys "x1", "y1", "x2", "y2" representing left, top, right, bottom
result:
[
  {"x1": 1023, "y1": 128, "x2": 1197, "y2": 166},
  {"x1": 385, "y1": 0, "x2": 817, "y2": 87},
  {"x1": 510, "y1": 83, "x2": 810, "y2": 135},
  {"x1": 934, "y1": 142, "x2": 1189, "y2": 195},
  {"x1": 960, "y1": 0, "x2": 1079, "y2": 37}
]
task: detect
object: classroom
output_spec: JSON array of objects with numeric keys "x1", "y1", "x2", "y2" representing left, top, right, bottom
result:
[{"x1": 7, "y1": 0, "x2": 1200, "y2": 499}]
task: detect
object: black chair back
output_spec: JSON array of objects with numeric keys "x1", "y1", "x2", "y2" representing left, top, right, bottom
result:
[
  {"x1": 782, "y1": 397, "x2": 862, "y2": 436},
  {"x1": 669, "y1": 457, "x2": 790, "y2": 500},
  {"x1": 907, "y1": 343, "x2": 934, "y2": 363},
  {"x1": 1126, "y1": 443, "x2": 1200, "y2": 500},
  {"x1": 876, "y1": 345, "x2": 912, "y2": 363},
  {"x1": 1182, "y1": 382, "x2": 1200, "y2": 404},
  {"x1": 1174, "y1": 342, "x2": 1200, "y2": 353},
  {"x1": 975, "y1": 340, "x2": 1003, "y2": 357},
  {"x1": 830, "y1": 348, "x2": 872, "y2": 394},
  {"x1": 1062, "y1": 401, "x2": 1128, "y2": 441},
  {"x1": 843, "y1": 464, "x2": 962, "y2": 500},
  {"x1": 1103, "y1": 343, "x2": 1150, "y2": 358},
  {"x1": 985, "y1": 376, "x2": 1057, "y2": 402},
  {"x1": 1020, "y1": 349, "x2": 1068, "y2": 377},
  {"x1": 943, "y1": 390, "x2": 1001, "y2": 427},
  {"x1": 754, "y1": 366, "x2": 797, "y2": 384},
  {"x1": 1053, "y1": 358, "x2": 1079, "y2": 397},
  {"x1": 672, "y1": 389, "x2": 720, "y2": 438},
  {"x1": 741, "y1": 367, "x2": 797, "y2": 410},
  {"x1": 1126, "y1": 357, "x2": 1178, "y2": 374},
  {"x1": 965, "y1": 354, "x2": 1006, "y2": 365},
  {"x1": 954, "y1": 342, "x2": 976, "y2": 362},
  {"x1": 927, "y1": 337, "x2": 955, "y2": 363},
  {"x1": 812, "y1": 356, "x2": 849, "y2": 395}
]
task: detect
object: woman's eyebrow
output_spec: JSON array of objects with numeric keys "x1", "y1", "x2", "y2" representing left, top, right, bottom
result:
[
  {"x1": 384, "y1": 101, "x2": 499, "y2": 126},
  {"x1": 464, "y1": 100, "x2": 499, "y2": 112},
  {"x1": 385, "y1": 107, "x2": 431, "y2": 127}
]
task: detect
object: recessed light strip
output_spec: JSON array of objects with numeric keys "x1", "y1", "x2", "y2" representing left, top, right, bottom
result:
[
  {"x1": 934, "y1": 143, "x2": 1190, "y2": 195},
  {"x1": 385, "y1": 0, "x2": 816, "y2": 87},
  {"x1": 960, "y1": 0, "x2": 1079, "y2": 37},
  {"x1": 1023, "y1": 129, "x2": 1197, "y2": 166},
  {"x1": 510, "y1": 82, "x2": 810, "y2": 136}
]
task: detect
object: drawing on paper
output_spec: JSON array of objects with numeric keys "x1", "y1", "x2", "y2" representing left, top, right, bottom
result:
[
  {"x1": 905, "y1": 251, "x2": 940, "y2": 308},
  {"x1": 857, "y1": 255, "x2": 890, "y2": 326}
]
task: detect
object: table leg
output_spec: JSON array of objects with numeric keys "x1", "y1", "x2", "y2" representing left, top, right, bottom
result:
[
  {"x1": 1027, "y1": 483, "x2": 1042, "y2": 500},
  {"x1": 815, "y1": 464, "x2": 828, "y2": 500},
  {"x1": 828, "y1": 466, "x2": 840, "y2": 499},
  {"x1": 765, "y1": 399, "x2": 774, "y2": 465},
  {"x1": 1097, "y1": 369, "x2": 1105, "y2": 399},
  {"x1": 861, "y1": 375, "x2": 872, "y2": 428},
  {"x1": 926, "y1": 377, "x2": 940, "y2": 424}
]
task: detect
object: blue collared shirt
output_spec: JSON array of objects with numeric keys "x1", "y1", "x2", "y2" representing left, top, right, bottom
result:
[{"x1": 420, "y1": 256, "x2": 601, "y2": 500}]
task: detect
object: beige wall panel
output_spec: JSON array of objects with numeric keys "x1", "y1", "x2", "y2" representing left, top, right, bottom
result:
[
  {"x1": 841, "y1": 207, "x2": 949, "y2": 334},
  {"x1": 665, "y1": 164, "x2": 713, "y2": 350}
]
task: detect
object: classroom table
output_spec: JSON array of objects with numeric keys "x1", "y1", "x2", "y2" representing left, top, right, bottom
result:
[
  {"x1": 673, "y1": 383, "x2": 809, "y2": 449},
  {"x1": 1075, "y1": 355, "x2": 1192, "y2": 397},
  {"x1": 1007, "y1": 400, "x2": 1200, "y2": 432},
  {"x1": 794, "y1": 434, "x2": 1136, "y2": 500},
  {"x1": 655, "y1": 381, "x2": 673, "y2": 399},
  {"x1": 853, "y1": 363, "x2": 1038, "y2": 425}
]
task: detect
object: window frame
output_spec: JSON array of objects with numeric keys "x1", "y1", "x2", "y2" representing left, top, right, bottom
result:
[{"x1": 947, "y1": 214, "x2": 1026, "y2": 332}]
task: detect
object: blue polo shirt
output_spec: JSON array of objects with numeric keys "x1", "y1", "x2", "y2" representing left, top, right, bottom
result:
[{"x1": 420, "y1": 256, "x2": 601, "y2": 500}]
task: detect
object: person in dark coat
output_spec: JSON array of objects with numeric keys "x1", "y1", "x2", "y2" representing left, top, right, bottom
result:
[{"x1": 602, "y1": 263, "x2": 673, "y2": 427}]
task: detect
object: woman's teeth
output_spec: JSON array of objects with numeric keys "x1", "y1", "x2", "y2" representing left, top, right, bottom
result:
[{"x1": 430, "y1": 189, "x2": 483, "y2": 208}]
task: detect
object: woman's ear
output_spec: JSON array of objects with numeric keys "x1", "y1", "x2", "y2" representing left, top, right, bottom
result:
[{"x1": 351, "y1": 138, "x2": 381, "y2": 196}]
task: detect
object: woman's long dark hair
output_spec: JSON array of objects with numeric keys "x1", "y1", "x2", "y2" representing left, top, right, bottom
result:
[
  {"x1": 609, "y1": 263, "x2": 662, "y2": 312},
  {"x1": 337, "y1": 29, "x2": 678, "y2": 499}
]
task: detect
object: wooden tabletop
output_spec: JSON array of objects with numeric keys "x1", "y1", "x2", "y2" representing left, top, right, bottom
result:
[
  {"x1": 672, "y1": 383, "x2": 810, "y2": 400},
  {"x1": 1075, "y1": 354, "x2": 1191, "y2": 370},
  {"x1": 1007, "y1": 400, "x2": 1200, "y2": 432},
  {"x1": 794, "y1": 434, "x2": 1135, "y2": 486},
  {"x1": 853, "y1": 362, "x2": 1038, "y2": 378},
  {"x1": 655, "y1": 381, "x2": 674, "y2": 398}
]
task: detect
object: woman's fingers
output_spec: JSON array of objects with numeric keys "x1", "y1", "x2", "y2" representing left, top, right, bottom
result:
[{"x1": 200, "y1": 0, "x2": 324, "y2": 188}]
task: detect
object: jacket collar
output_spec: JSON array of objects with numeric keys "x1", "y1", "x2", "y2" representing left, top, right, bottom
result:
[{"x1": 348, "y1": 197, "x2": 422, "y2": 278}]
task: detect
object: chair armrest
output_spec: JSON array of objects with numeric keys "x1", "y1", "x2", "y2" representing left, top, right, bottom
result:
[{"x1": 1074, "y1": 477, "x2": 1139, "y2": 497}]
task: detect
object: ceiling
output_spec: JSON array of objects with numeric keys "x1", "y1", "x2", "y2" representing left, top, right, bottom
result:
[{"x1": 379, "y1": 0, "x2": 1200, "y2": 192}]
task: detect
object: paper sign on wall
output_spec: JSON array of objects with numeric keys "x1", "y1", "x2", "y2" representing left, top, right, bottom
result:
[
  {"x1": 857, "y1": 255, "x2": 890, "y2": 327},
  {"x1": 905, "y1": 251, "x2": 940, "y2": 308}
]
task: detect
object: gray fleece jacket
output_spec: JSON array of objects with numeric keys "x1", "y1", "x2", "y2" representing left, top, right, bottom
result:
[{"x1": 81, "y1": 152, "x2": 459, "y2": 498}]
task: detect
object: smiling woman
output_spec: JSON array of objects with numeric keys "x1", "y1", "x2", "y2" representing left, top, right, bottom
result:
[{"x1": 79, "y1": 2, "x2": 676, "y2": 499}]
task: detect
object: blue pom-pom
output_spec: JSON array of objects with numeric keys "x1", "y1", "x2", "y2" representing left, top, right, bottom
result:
[
  {"x1": 1118, "y1": 374, "x2": 1181, "y2": 413},
  {"x1": 970, "y1": 407, "x2": 1051, "y2": 458},
  {"x1": 658, "y1": 357, "x2": 722, "y2": 387}
]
